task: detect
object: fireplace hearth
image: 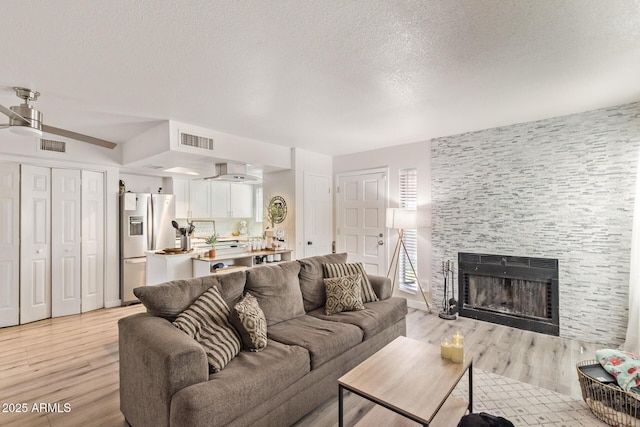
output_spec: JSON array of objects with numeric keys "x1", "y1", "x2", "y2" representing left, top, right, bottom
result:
[{"x1": 458, "y1": 252, "x2": 559, "y2": 335}]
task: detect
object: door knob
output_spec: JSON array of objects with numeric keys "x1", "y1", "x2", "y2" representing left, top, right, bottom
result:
[
  {"x1": 378, "y1": 240, "x2": 384, "y2": 245},
  {"x1": 37, "y1": 249, "x2": 43, "y2": 254},
  {"x1": 307, "y1": 241, "x2": 313, "y2": 245}
]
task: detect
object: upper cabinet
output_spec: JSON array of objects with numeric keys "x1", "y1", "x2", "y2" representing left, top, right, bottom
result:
[
  {"x1": 172, "y1": 178, "x2": 255, "y2": 219},
  {"x1": 211, "y1": 182, "x2": 254, "y2": 218},
  {"x1": 173, "y1": 178, "x2": 191, "y2": 218}
]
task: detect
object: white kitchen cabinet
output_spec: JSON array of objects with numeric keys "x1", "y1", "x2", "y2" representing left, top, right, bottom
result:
[
  {"x1": 211, "y1": 182, "x2": 231, "y2": 217},
  {"x1": 211, "y1": 182, "x2": 254, "y2": 218},
  {"x1": 189, "y1": 179, "x2": 210, "y2": 218},
  {"x1": 0, "y1": 163, "x2": 20, "y2": 327},
  {"x1": 230, "y1": 184, "x2": 254, "y2": 218},
  {"x1": 173, "y1": 178, "x2": 191, "y2": 218}
]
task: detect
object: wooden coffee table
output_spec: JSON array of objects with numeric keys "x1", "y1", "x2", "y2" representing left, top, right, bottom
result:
[{"x1": 338, "y1": 336, "x2": 473, "y2": 426}]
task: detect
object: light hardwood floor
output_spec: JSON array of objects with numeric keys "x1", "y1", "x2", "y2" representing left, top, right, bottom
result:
[{"x1": 0, "y1": 305, "x2": 603, "y2": 427}]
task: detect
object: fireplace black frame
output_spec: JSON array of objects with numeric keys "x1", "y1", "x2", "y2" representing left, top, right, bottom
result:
[{"x1": 458, "y1": 252, "x2": 559, "y2": 336}]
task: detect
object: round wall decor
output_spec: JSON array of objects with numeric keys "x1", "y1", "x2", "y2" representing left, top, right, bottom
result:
[{"x1": 267, "y1": 196, "x2": 287, "y2": 225}]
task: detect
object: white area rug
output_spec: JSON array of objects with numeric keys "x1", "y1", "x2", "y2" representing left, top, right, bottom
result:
[{"x1": 451, "y1": 369, "x2": 608, "y2": 426}]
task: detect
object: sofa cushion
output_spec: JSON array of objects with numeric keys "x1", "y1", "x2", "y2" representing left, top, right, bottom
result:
[
  {"x1": 267, "y1": 315, "x2": 363, "y2": 369},
  {"x1": 323, "y1": 273, "x2": 365, "y2": 315},
  {"x1": 173, "y1": 286, "x2": 242, "y2": 372},
  {"x1": 298, "y1": 252, "x2": 348, "y2": 312},
  {"x1": 308, "y1": 297, "x2": 408, "y2": 340},
  {"x1": 170, "y1": 339, "x2": 310, "y2": 427},
  {"x1": 245, "y1": 261, "x2": 305, "y2": 326},
  {"x1": 323, "y1": 262, "x2": 379, "y2": 303},
  {"x1": 133, "y1": 270, "x2": 246, "y2": 322},
  {"x1": 229, "y1": 293, "x2": 268, "y2": 352}
]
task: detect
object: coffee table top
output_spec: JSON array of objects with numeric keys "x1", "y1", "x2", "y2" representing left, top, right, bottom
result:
[{"x1": 338, "y1": 336, "x2": 472, "y2": 425}]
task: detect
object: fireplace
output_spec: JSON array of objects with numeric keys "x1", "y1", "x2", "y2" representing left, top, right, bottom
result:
[{"x1": 458, "y1": 252, "x2": 559, "y2": 336}]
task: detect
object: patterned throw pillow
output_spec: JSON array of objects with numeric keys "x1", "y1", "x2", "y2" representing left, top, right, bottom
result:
[
  {"x1": 229, "y1": 293, "x2": 268, "y2": 352},
  {"x1": 173, "y1": 286, "x2": 241, "y2": 372},
  {"x1": 597, "y1": 348, "x2": 640, "y2": 394},
  {"x1": 323, "y1": 262, "x2": 378, "y2": 303},
  {"x1": 323, "y1": 273, "x2": 365, "y2": 315}
]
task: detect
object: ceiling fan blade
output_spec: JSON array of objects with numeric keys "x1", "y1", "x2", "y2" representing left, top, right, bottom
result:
[
  {"x1": 42, "y1": 124, "x2": 117, "y2": 149},
  {"x1": 0, "y1": 104, "x2": 30, "y2": 124}
]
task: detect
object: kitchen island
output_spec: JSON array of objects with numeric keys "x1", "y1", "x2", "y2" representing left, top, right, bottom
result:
[
  {"x1": 145, "y1": 249, "x2": 293, "y2": 285},
  {"x1": 192, "y1": 249, "x2": 293, "y2": 277}
]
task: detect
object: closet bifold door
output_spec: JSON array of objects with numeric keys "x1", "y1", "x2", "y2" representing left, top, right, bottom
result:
[
  {"x1": 20, "y1": 165, "x2": 52, "y2": 324},
  {"x1": 51, "y1": 168, "x2": 82, "y2": 317},
  {"x1": 0, "y1": 163, "x2": 20, "y2": 327},
  {"x1": 81, "y1": 170, "x2": 104, "y2": 312}
]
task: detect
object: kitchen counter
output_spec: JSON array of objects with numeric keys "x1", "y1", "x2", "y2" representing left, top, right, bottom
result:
[
  {"x1": 193, "y1": 250, "x2": 293, "y2": 277},
  {"x1": 145, "y1": 251, "x2": 194, "y2": 285}
]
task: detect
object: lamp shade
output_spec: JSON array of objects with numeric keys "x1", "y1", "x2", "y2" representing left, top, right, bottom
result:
[{"x1": 386, "y1": 208, "x2": 417, "y2": 229}]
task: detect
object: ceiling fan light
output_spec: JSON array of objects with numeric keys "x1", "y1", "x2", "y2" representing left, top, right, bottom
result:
[{"x1": 10, "y1": 125, "x2": 43, "y2": 137}]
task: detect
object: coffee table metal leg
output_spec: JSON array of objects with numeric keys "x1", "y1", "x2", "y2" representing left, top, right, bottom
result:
[
  {"x1": 468, "y1": 362, "x2": 473, "y2": 413},
  {"x1": 339, "y1": 384, "x2": 344, "y2": 427}
]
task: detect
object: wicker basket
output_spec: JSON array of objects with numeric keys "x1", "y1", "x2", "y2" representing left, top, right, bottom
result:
[{"x1": 577, "y1": 359, "x2": 640, "y2": 427}]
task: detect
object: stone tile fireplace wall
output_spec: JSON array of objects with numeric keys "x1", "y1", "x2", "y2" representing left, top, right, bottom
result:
[{"x1": 431, "y1": 102, "x2": 640, "y2": 346}]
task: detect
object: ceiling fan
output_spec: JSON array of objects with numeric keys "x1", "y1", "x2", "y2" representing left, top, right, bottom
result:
[{"x1": 0, "y1": 87, "x2": 117, "y2": 149}]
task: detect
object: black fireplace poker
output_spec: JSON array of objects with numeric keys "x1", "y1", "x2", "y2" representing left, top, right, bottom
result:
[{"x1": 439, "y1": 260, "x2": 458, "y2": 320}]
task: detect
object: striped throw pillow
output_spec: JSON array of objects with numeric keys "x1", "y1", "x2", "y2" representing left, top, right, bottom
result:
[
  {"x1": 323, "y1": 262, "x2": 378, "y2": 303},
  {"x1": 173, "y1": 286, "x2": 241, "y2": 372}
]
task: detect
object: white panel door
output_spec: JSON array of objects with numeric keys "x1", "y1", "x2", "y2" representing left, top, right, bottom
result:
[
  {"x1": 81, "y1": 170, "x2": 105, "y2": 312},
  {"x1": 51, "y1": 169, "x2": 82, "y2": 317},
  {"x1": 20, "y1": 165, "x2": 51, "y2": 324},
  {"x1": 0, "y1": 163, "x2": 20, "y2": 327},
  {"x1": 304, "y1": 173, "x2": 332, "y2": 257},
  {"x1": 337, "y1": 170, "x2": 387, "y2": 276}
]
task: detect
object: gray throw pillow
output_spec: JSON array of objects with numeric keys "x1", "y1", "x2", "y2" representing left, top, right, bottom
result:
[
  {"x1": 173, "y1": 286, "x2": 241, "y2": 372},
  {"x1": 323, "y1": 262, "x2": 379, "y2": 303},
  {"x1": 324, "y1": 273, "x2": 365, "y2": 315},
  {"x1": 229, "y1": 293, "x2": 268, "y2": 352}
]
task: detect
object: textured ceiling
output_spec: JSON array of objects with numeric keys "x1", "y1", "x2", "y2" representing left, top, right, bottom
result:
[{"x1": 0, "y1": 0, "x2": 639, "y2": 157}]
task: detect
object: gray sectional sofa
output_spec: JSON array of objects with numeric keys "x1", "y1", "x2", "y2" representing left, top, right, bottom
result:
[{"x1": 118, "y1": 253, "x2": 407, "y2": 427}]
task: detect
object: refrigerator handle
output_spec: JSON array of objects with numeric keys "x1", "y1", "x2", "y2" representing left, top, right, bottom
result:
[{"x1": 147, "y1": 196, "x2": 154, "y2": 250}]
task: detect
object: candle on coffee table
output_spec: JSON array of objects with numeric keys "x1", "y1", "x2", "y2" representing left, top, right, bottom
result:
[{"x1": 440, "y1": 338, "x2": 452, "y2": 359}]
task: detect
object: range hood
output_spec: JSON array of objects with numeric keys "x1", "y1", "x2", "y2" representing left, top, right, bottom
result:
[{"x1": 204, "y1": 163, "x2": 262, "y2": 183}]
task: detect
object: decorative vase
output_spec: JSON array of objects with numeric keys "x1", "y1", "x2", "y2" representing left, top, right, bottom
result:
[{"x1": 208, "y1": 249, "x2": 216, "y2": 258}]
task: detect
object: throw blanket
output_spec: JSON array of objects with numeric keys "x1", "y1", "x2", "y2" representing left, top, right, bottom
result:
[{"x1": 596, "y1": 349, "x2": 640, "y2": 394}]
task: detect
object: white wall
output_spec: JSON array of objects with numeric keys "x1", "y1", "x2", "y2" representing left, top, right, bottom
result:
[
  {"x1": 263, "y1": 168, "x2": 296, "y2": 257},
  {"x1": 119, "y1": 173, "x2": 171, "y2": 194},
  {"x1": 333, "y1": 141, "x2": 432, "y2": 311}
]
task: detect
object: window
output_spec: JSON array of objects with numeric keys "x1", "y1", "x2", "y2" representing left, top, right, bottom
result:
[{"x1": 399, "y1": 169, "x2": 418, "y2": 293}]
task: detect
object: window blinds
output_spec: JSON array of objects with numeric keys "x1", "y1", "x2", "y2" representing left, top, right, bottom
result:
[{"x1": 399, "y1": 169, "x2": 418, "y2": 292}]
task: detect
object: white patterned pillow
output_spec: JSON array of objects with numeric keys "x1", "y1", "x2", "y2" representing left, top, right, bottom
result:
[
  {"x1": 229, "y1": 293, "x2": 268, "y2": 352},
  {"x1": 323, "y1": 262, "x2": 378, "y2": 303},
  {"x1": 323, "y1": 273, "x2": 365, "y2": 316},
  {"x1": 173, "y1": 286, "x2": 241, "y2": 372}
]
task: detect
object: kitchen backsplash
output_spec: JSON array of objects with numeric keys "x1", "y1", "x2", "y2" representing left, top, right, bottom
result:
[{"x1": 174, "y1": 217, "x2": 263, "y2": 238}]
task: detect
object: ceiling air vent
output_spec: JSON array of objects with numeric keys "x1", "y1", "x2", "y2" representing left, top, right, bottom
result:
[
  {"x1": 180, "y1": 132, "x2": 214, "y2": 151},
  {"x1": 39, "y1": 138, "x2": 66, "y2": 153}
]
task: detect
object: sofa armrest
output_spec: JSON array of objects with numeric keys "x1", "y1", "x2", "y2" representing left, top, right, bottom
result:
[
  {"x1": 368, "y1": 274, "x2": 392, "y2": 300},
  {"x1": 119, "y1": 313, "x2": 208, "y2": 427}
]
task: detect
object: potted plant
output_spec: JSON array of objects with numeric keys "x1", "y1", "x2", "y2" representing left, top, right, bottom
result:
[{"x1": 205, "y1": 234, "x2": 218, "y2": 258}]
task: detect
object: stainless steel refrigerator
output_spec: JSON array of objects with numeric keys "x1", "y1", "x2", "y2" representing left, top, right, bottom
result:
[{"x1": 120, "y1": 193, "x2": 176, "y2": 304}]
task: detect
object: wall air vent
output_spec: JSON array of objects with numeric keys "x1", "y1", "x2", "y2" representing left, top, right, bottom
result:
[
  {"x1": 180, "y1": 132, "x2": 214, "y2": 151},
  {"x1": 39, "y1": 139, "x2": 66, "y2": 153}
]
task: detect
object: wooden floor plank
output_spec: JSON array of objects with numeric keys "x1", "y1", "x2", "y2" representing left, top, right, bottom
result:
[{"x1": 0, "y1": 304, "x2": 604, "y2": 427}]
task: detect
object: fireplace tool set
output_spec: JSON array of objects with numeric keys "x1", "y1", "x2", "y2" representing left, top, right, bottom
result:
[{"x1": 439, "y1": 260, "x2": 458, "y2": 320}]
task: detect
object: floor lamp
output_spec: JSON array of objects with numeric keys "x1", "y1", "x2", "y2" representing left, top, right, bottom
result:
[{"x1": 386, "y1": 208, "x2": 431, "y2": 312}]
